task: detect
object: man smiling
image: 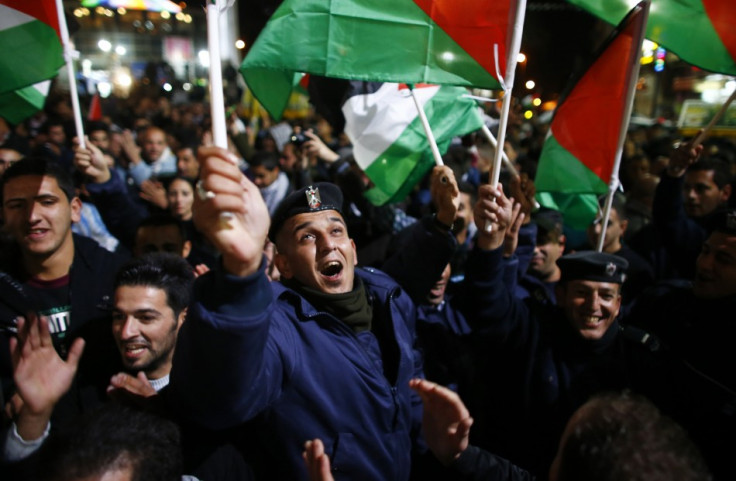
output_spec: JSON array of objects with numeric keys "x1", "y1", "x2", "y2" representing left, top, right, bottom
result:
[
  {"x1": 451, "y1": 183, "x2": 661, "y2": 478},
  {"x1": 170, "y1": 146, "x2": 459, "y2": 480}
]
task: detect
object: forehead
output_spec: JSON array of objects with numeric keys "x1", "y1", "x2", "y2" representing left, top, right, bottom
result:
[
  {"x1": 3, "y1": 175, "x2": 66, "y2": 201},
  {"x1": 137, "y1": 224, "x2": 183, "y2": 243},
  {"x1": 168, "y1": 179, "x2": 192, "y2": 192},
  {"x1": 145, "y1": 129, "x2": 166, "y2": 142},
  {"x1": 277, "y1": 209, "x2": 345, "y2": 242},
  {"x1": 115, "y1": 284, "x2": 168, "y2": 308}
]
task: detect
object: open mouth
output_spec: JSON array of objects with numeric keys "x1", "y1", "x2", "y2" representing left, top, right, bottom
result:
[
  {"x1": 581, "y1": 316, "x2": 602, "y2": 328},
  {"x1": 321, "y1": 261, "x2": 343, "y2": 279}
]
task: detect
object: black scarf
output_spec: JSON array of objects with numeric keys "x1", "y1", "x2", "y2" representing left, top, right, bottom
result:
[{"x1": 284, "y1": 277, "x2": 373, "y2": 333}]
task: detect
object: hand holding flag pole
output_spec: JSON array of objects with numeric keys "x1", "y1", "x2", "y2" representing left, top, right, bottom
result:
[
  {"x1": 485, "y1": 0, "x2": 528, "y2": 233},
  {"x1": 54, "y1": 0, "x2": 85, "y2": 149}
]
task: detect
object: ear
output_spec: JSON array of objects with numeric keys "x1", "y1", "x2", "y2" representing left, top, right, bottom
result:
[
  {"x1": 70, "y1": 196, "x2": 83, "y2": 224},
  {"x1": 176, "y1": 307, "x2": 187, "y2": 328},
  {"x1": 620, "y1": 219, "x2": 629, "y2": 237},
  {"x1": 351, "y1": 239, "x2": 358, "y2": 266},
  {"x1": 558, "y1": 234, "x2": 566, "y2": 249},
  {"x1": 181, "y1": 240, "x2": 192, "y2": 259},
  {"x1": 274, "y1": 252, "x2": 293, "y2": 279},
  {"x1": 721, "y1": 183, "x2": 732, "y2": 203}
]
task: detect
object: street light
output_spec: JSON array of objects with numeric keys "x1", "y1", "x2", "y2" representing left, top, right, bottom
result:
[
  {"x1": 525, "y1": 80, "x2": 535, "y2": 90},
  {"x1": 517, "y1": 53, "x2": 527, "y2": 63},
  {"x1": 98, "y1": 39, "x2": 112, "y2": 53}
]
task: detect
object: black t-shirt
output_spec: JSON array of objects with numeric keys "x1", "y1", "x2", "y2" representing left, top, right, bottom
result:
[{"x1": 24, "y1": 274, "x2": 72, "y2": 348}]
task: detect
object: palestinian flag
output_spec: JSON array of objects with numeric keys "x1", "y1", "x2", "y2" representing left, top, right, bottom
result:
[
  {"x1": 0, "y1": 80, "x2": 51, "y2": 125},
  {"x1": 569, "y1": 0, "x2": 736, "y2": 76},
  {"x1": 0, "y1": 1, "x2": 63, "y2": 96},
  {"x1": 241, "y1": 0, "x2": 514, "y2": 121},
  {"x1": 536, "y1": 2, "x2": 648, "y2": 230},
  {"x1": 343, "y1": 82, "x2": 483, "y2": 205}
]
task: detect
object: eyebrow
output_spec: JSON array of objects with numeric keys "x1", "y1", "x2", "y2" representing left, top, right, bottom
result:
[
  {"x1": 113, "y1": 308, "x2": 162, "y2": 317},
  {"x1": 292, "y1": 215, "x2": 346, "y2": 234}
]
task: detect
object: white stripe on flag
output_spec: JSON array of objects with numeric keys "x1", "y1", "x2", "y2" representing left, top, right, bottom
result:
[{"x1": 0, "y1": 5, "x2": 35, "y2": 30}]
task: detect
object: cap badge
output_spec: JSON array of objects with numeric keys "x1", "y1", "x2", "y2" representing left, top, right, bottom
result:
[
  {"x1": 306, "y1": 186, "x2": 322, "y2": 210},
  {"x1": 605, "y1": 262, "x2": 617, "y2": 277}
]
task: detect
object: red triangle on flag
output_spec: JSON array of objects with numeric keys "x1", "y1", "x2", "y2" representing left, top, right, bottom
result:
[
  {"x1": 703, "y1": 0, "x2": 736, "y2": 65},
  {"x1": 3, "y1": 0, "x2": 61, "y2": 39},
  {"x1": 88, "y1": 94, "x2": 102, "y2": 121}
]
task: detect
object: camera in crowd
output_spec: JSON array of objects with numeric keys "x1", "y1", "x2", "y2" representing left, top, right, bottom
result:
[{"x1": 289, "y1": 131, "x2": 308, "y2": 148}]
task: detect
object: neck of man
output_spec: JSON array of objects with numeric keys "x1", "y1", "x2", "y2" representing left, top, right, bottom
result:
[
  {"x1": 538, "y1": 266, "x2": 561, "y2": 284},
  {"x1": 23, "y1": 233, "x2": 75, "y2": 281}
]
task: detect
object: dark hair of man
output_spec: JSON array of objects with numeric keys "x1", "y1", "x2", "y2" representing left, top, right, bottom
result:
[
  {"x1": 556, "y1": 391, "x2": 711, "y2": 481},
  {"x1": 136, "y1": 214, "x2": 189, "y2": 241},
  {"x1": 0, "y1": 156, "x2": 76, "y2": 202},
  {"x1": 176, "y1": 141, "x2": 199, "y2": 155},
  {"x1": 249, "y1": 150, "x2": 280, "y2": 171},
  {"x1": 114, "y1": 252, "x2": 194, "y2": 318},
  {"x1": 40, "y1": 117, "x2": 65, "y2": 136},
  {"x1": 86, "y1": 120, "x2": 110, "y2": 135},
  {"x1": 458, "y1": 180, "x2": 478, "y2": 204},
  {"x1": 687, "y1": 158, "x2": 733, "y2": 189},
  {"x1": 39, "y1": 403, "x2": 182, "y2": 481},
  {"x1": 597, "y1": 193, "x2": 627, "y2": 221}
]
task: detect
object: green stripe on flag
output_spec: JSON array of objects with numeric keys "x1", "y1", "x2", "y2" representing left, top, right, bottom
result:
[
  {"x1": 0, "y1": 20, "x2": 63, "y2": 95},
  {"x1": 535, "y1": 191, "x2": 600, "y2": 231},
  {"x1": 363, "y1": 86, "x2": 483, "y2": 205},
  {"x1": 568, "y1": 0, "x2": 736, "y2": 76}
]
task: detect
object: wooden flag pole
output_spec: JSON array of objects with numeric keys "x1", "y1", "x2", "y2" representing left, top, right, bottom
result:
[
  {"x1": 691, "y1": 87, "x2": 736, "y2": 148},
  {"x1": 485, "y1": 0, "x2": 528, "y2": 232},
  {"x1": 55, "y1": 0, "x2": 85, "y2": 149},
  {"x1": 409, "y1": 87, "x2": 444, "y2": 166},
  {"x1": 597, "y1": 1, "x2": 649, "y2": 252}
]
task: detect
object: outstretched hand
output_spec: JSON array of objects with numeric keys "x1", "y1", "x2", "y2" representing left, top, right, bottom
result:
[
  {"x1": 10, "y1": 314, "x2": 84, "y2": 440},
  {"x1": 409, "y1": 378, "x2": 473, "y2": 466},
  {"x1": 193, "y1": 146, "x2": 270, "y2": 277},
  {"x1": 667, "y1": 133, "x2": 704, "y2": 177},
  {"x1": 73, "y1": 136, "x2": 111, "y2": 184}
]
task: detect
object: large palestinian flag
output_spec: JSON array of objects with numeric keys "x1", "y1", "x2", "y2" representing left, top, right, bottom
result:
[
  {"x1": 536, "y1": 2, "x2": 648, "y2": 229},
  {"x1": 342, "y1": 82, "x2": 483, "y2": 205},
  {"x1": 569, "y1": 0, "x2": 736, "y2": 76},
  {"x1": 0, "y1": 1, "x2": 63, "y2": 96},
  {"x1": 241, "y1": 0, "x2": 515, "y2": 121}
]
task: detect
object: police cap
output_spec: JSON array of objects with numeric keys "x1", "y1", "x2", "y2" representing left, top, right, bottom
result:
[
  {"x1": 268, "y1": 182, "x2": 344, "y2": 242},
  {"x1": 557, "y1": 251, "x2": 628, "y2": 284}
]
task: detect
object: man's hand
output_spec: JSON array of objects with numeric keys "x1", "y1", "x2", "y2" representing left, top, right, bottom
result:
[
  {"x1": 193, "y1": 146, "x2": 270, "y2": 277},
  {"x1": 503, "y1": 201, "x2": 524, "y2": 258},
  {"x1": 474, "y1": 184, "x2": 514, "y2": 251},
  {"x1": 73, "y1": 137, "x2": 111, "y2": 184},
  {"x1": 303, "y1": 130, "x2": 339, "y2": 163},
  {"x1": 667, "y1": 134, "x2": 704, "y2": 178},
  {"x1": 139, "y1": 179, "x2": 168, "y2": 210},
  {"x1": 120, "y1": 129, "x2": 142, "y2": 165},
  {"x1": 10, "y1": 314, "x2": 85, "y2": 440},
  {"x1": 107, "y1": 372, "x2": 157, "y2": 399},
  {"x1": 303, "y1": 439, "x2": 334, "y2": 481},
  {"x1": 409, "y1": 378, "x2": 473, "y2": 466},
  {"x1": 509, "y1": 173, "x2": 535, "y2": 223},
  {"x1": 430, "y1": 166, "x2": 460, "y2": 228}
]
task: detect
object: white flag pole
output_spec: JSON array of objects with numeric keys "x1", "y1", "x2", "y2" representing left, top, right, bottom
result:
[
  {"x1": 207, "y1": 0, "x2": 228, "y2": 149},
  {"x1": 484, "y1": 0, "x2": 527, "y2": 232},
  {"x1": 691, "y1": 87, "x2": 736, "y2": 147},
  {"x1": 55, "y1": 0, "x2": 85, "y2": 149},
  {"x1": 409, "y1": 87, "x2": 444, "y2": 166},
  {"x1": 596, "y1": 1, "x2": 649, "y2": 252},
  {"x1": 480, "y1": 124, "x2": 518, "y2": 177}
]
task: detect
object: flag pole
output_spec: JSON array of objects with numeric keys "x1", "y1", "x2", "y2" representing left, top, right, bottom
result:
[
  {"x1": 485, "y1": 0, "x2": 527, "y2": 232},
  {"x1": 691, "y1": 87, "x2": 736, "y2": 148},
  {"x1": 55, "y1": 0, "x2": 85, "y2": 149},
  {"x1": 409, "y1": 87, "x2": 444, "y2": 166},
  {"x1": 480, "y1": 124, "x2": 518, "y2": 177},
  {"x1": 596, "y1": 0, "x2": 649, "y2": 252},
  {"x1": 207, "y1": 0, "x2": 228, "y2": 149}
]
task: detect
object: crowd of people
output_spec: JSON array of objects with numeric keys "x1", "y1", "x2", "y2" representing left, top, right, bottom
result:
[{"x1": 0, "y1": 84, "x2": 734, "y2": 480}]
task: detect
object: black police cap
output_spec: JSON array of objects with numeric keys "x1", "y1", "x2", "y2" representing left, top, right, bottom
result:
[
  {"x1": 557, "y1": 251, "x2": 629, "y2": 284},
  {"x1": 268, "y1": 183, "x2": 344, "y2": 242}
]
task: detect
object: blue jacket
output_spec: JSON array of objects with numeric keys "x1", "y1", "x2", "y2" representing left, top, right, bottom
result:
[{"x1": 170, "y1": 263, "x2": 426, "y2": 481}]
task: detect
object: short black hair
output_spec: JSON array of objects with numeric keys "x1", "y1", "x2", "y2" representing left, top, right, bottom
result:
[
  {"x1": 557, "y1": 391, "x2": 710, "y2": 481},
  {"x1": 0, "y1": 156, "x2": 76, "y2": 202},
  {"x1": 39, "y1": 403, "x2": 182, "y2": 481},
  {"x1": 249, "y1": 150, "x2": 280, "y2": 171},
  {"x1": 114, "y1": 252, "x2": 194, "y2": 317},
  {"x1": 687, "y1": 158, "x2": 733, "y2": 189},
  {"x1": 136, "y1": 214, "x2": 189, "y2": 241}
]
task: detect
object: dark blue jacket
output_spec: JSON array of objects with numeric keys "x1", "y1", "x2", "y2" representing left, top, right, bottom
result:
[
  {"x1": 170, "y1": 263, "x2": 427, "y2": 481},
  {"x1": 455, "y1": 246, "x2": 664, "y2": 477}
]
